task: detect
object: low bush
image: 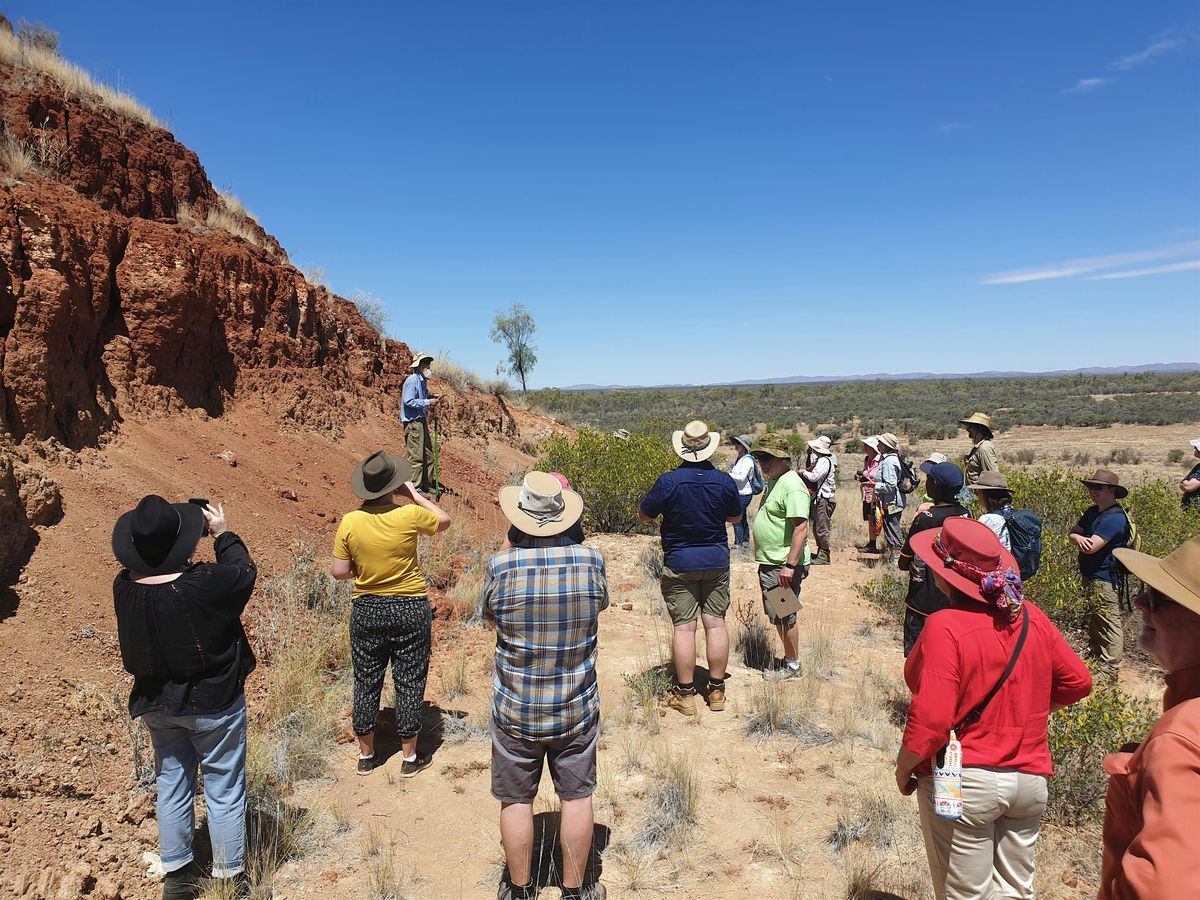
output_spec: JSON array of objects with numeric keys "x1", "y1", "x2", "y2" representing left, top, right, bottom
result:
[
  {"x1": 732, "y1": 596, "x2": 772, "y2": 670},
  {"x1": 351, "y1": 290, "x2": 390, "y2": 335},
  {"x1": 1047, "y1": 678, "x2": 1157, "y2": 824},
  {"x1": 856, "y1": 569, "x2": 906, "y2": 624},
  {"x1": 539, "y1": 429, "x2": 678, "y2": 533},
  {"x1": 632, "y1": 750, "x2": 700, "y2": 850},
  {"x1": 742, "y1": 680, "x2": 833, "y2": 745},
  {"x1": 1168, "y1": 448, "x2": 1186, "y2": 464}
]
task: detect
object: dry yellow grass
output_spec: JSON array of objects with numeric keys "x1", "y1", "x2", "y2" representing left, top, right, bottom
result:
[{"x1": 0, "y1": 27, "x2": 163, "y2": 127}]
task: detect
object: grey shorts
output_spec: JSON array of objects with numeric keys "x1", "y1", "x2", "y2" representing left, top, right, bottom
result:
[
  {"x1": 490, "y1": 717, "x2": 599, "y2": 804},
  {"x1": 758, "y1": 563, "x2": 807, "y2": 625}
]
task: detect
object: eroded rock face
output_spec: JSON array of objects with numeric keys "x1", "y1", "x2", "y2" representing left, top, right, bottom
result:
[{"x1": 0, "y1": 62, "x2": 518, "y2": 584}]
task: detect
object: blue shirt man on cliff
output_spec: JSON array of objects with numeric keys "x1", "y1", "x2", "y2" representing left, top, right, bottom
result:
[{"x1": 400, "y1": 353, "x2": 439, "y2": 495}]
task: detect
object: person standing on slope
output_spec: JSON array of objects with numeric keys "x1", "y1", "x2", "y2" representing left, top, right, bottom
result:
[{"x1": 401, "y1": 353, "x2": 440, "y2": 496}]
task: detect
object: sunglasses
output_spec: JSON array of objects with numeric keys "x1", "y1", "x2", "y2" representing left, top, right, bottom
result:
[{"x1": 1138, "y1": 587, "x2": 1178, "y2": 613}]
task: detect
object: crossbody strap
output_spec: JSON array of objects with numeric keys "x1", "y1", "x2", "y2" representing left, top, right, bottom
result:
[{"x1": 954, "y1": 605, "x2": 1030, "y2": 733}]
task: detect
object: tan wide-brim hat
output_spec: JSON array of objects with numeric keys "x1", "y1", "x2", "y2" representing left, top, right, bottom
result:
[
  {"x1": 924, "y1": 451, "x2": 949, "y2": 465},
  {"x1": 352, "y1": 451, "x2": 412, "y2": 500},
  {"x1": 969, "y1": 470, "x2": 1011, "y2": 492},
  {"x1": 1082, "y1": 468, "x2": 1129, "y2": 500},
  {"x1": 877, "y1": 432, "x2": 900, "y2": 451},
  {"x1": 960, "y1": 412, "x2": 994, "y2": 439},
  {"x1": 499, "y1": 471, "x2": 585, "y2": 537},
  {"x1": 672, "y1": 420, "x2": 720, "y2": 462},
  {"x1": 409, "y1": 353, "x2": 434, "y2": 369},
  {"x1": 863, "y1": 436, "x2": 880, "y2": 452},
  {"x1": 1114, "y1": 535, "x2": 1200, "y2": 617}
]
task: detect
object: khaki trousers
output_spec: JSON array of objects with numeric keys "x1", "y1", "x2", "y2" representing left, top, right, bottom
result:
[
  {"x1": 917, "y1": 768, "x2": 1047, "y2": 900},
  {"x1": 812, "y1": 497, "x2": 835, "y2": 552},
  {"x1": 1085, "y1": 577, "x2": 1123, "y2": 667},
  {"x1": 404, "y1": 419, "x2": 434, "y2": 492}
]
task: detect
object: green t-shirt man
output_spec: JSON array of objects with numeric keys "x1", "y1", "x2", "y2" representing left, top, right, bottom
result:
[{"x1": 753, "y1": 470, "x2": 812, "y2": 566}]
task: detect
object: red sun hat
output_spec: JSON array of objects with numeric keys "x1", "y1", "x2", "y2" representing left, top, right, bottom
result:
[{"x1": 909, "y1": 517, "x2": 1022, "y2": 608}]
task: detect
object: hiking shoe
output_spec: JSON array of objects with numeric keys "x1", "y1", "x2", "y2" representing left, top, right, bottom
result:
[
  {"x1": 704, "y1": 684, "x2": 726, "y2": 711},
  {"x1": 763, "y1": 662, "x2": 803, "y2": 681},
  {"x1": 400, "y1": 753, "x2": 433, "y2": 778},
  {"x1": 563, "y1": 885, "x2": 607, "y2": 900},
  {"x1": 811, "y1": 550, "x2": 831, "y2": 566},
  {"x1": 666, "y1": 690, "x2": 697, "y2": 717},
  {"x1": 162, "y1": 861, "x2": 203, "y2": 900},
  {"x1": 357, "y1": 755, "x2": 376, "y2": 776},
  {"x1": 858, "y1": 542, "x2": 881, "y2": 553}
]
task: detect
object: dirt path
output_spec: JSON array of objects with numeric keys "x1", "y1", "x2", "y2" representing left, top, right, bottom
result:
[{"x1": 273, "y1": 529, "x2": 1126, "y2": 900}]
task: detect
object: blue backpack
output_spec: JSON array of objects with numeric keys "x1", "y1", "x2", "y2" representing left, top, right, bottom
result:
[
  {"x1": 749, "y1": 460, "x2": 765, "y2": 495},
  {"x1": 999, "y1": 507, "x2": 1043, "y2": 580}
]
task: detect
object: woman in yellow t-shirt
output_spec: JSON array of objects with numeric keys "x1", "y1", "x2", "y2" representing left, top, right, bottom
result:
[{"x1": 332, "y1": 451, "x2": 449, "y2": 777}]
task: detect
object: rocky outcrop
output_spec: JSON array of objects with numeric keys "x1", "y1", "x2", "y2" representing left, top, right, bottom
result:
[{"x1": 0, "y1": 59, "x2": 517, "y2": 584}]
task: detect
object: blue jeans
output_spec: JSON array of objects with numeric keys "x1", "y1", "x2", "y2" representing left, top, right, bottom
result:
[
  {"x1": 733, "y1": 493, "x2": 753, "y2": 546},
  {"x1": 142, "y1": 695, "x2": 247, "y2": 877}
]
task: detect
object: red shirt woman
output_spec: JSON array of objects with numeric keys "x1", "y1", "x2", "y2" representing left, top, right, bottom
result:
[{"x1": 895, "y1": 518, "x2": 1091, "y2": 900}]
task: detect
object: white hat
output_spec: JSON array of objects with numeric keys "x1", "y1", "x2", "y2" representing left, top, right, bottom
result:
[
  {"x1": 499, "y1": 471, "x2": 585, "y2": 537},
  {"x1": 863, "y1": 436, "x2": 880, "y2": 452},
  {"x1": 409, "y1": 353, "x2": 434, "y2": 369},
  {"x1": 808, "y1": 436, "x2": 833, "y2": 456},
  {"x1": 671, "y1": 420, "x2": 720, "y2": 462},
  {"x1": 1191, "y1": 438, "x2": 1200, "y2": 452}
]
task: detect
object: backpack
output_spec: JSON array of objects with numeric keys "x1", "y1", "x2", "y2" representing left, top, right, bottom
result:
[
  {"x1": 897, "y1": 453, "x2": 922, "y2": 495},
  {"x1": 1105, "y1": 505, "x2": 1141, "y2": 608},
  {"x1": 749, "y1": 459, "x2": 765, "y2": 496},
  {"x1": 998, "y1": 506, "x2": 1043, "y2": 580}
]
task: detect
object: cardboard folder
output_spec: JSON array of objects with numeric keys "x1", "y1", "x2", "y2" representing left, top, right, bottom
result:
[{"x1": 763, "y1": 584, "x2": 803, "y2": 619}]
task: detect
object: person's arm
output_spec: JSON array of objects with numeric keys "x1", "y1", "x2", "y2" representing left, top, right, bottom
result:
[
  {"x1": 1078, "y1": 509, "x2": 1125, "y2": 555},
  {"x1": 481, "y1": 561, "x2": 498, "y2": 624},
  {"x1": 331, "y1": 515, "x2": 357, "y2": 580},
  {"x1": 1047, "y1": 623, "x2": 1092, "y2": 712},
  {"x1": 779, "y1": 518, "x2": 808, "y2": 590},
  {"x1": 595, "y1": 555, "x2": 610, "y2": 612},
  {"x1": 979, "y1": 441, "x2": 1001, "y2": 472},
  {"x1": 399, "y1": 482, "x2": 450, "y2": 532},
  {"x1": 401, "y1": 377, "x2": 436, "y2": 419},
  {"x1": 900, "y1": 621, "x2": 962, "y2": 773},
  {"x1": 202, "y1": 505, "x2": 258, "y2": 610},
  {"x1": 331, "y1": 557, "x2": 355, "y2": 580},
  {"x1": 1181, "y1": 477, "x2": 1200, "y2": 493},
  {"x1": 1103, "y1": 732, "x2": 1200, "y2": 899},
  {"x1": 639, "y1": 481, "x2": 663, "y2": 524}
]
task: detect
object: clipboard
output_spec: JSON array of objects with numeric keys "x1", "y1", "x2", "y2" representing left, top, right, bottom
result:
[{"x1": 764, "y1": 584, "x2": 803, "y2": 619}]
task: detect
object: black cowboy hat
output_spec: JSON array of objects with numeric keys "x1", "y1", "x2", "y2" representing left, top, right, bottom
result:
[{"x1": 112, "y1": 495, "x2": 206, "y2": 575}]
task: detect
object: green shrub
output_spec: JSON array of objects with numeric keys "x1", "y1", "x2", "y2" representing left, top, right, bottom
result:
[
  {"x1": 856, "y1": 570, "x2": 907, "y2": 624},
  {"x1": 845, "y1": 438, "x2": 864, "y2": 454},
  {"x1": 1168, "y1": 448, "x2": 1186, "y2": 464},
  {"x1": 1047, "y1": 678, "x2": 1157, "y2": 824},
  {"x1": 539, "y1": 429, "x2": 678, "y2": 533}
]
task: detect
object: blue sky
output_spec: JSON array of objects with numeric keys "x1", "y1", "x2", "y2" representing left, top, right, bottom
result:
[{"x1": 16, "y1": 1, "x2": 1200, "y2": 387}]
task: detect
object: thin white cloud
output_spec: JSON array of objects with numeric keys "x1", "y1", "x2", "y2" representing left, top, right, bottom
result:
[
  {"x1": 1111, "y1": 37, "x2": 1182, "y2": 71},
  {"x1": 1062, "y1": 77, "x2": 1113, "y2": 94},
  {"x1": 980, "y1": 242, "x2": 1200, "y2": 285},
  {"x1": 1088, "y1": 259, "x2": 1200, "y2": 280},
  {"x1": 937, "y1": 121, "x2": 968, "y2": 133}
]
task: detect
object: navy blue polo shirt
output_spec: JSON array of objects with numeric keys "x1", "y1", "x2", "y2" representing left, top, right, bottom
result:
[{"x1": 640, "y1": 462, "x2": 741, "y2": 572}]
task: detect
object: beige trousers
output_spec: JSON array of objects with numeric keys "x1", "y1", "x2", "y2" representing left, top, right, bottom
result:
[
  {"x1": 1085, "y1": 577, "x2": 1123, "y2": 667},
  {"x1": 917, "y1": 768, "x2": 1048, "y2": 900},
  {"x1": 404, "y1": 419, "x2": 434, "y2": 492}
]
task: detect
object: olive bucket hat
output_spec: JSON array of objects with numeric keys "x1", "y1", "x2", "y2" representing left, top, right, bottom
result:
[{"x1": 352, "y1": 451, "x2": 413, "y2": 500}]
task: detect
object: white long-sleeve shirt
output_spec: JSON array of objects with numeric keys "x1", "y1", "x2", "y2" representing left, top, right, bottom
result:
[{"x1": 730, "y1": 455, "x2": 755, "y2": 496}]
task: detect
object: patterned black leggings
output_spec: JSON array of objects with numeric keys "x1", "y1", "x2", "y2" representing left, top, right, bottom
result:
[{"x1": 349, "y1": 595, "x2": 432, "y2": 738}]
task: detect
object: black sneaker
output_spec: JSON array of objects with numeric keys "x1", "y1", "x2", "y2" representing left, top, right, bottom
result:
[
  {"x1": 162, "y1": 861, "x2": 203, "y2": 900},
  {"x1": 356, "y1": 755, "x2": 376, "y2": 776},
  {"x1": 400, "y1": 753, "x2": 433, "y2": 778}
]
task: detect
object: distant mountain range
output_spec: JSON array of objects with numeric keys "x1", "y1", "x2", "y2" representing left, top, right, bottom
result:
[{"x1": 557, "y1": 362, "x2": 1200, "y2": 391}]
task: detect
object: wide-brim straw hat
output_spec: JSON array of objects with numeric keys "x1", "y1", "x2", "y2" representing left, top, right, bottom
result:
[
  {"x1": 672, "y1": 420, "x2": 720, "y2": 462},
  {"x1": 409, "y1": 353, "x2": 434, "y2": 369},
  {"x1": 877, "y1": 432, "x2": 900, "y2": 451},
  {"x1": 969, "y1": 470, "x2": 1011, "y2": 492},
  {"x1": 910, "y1": 517, "x2": 1021, "y2": 607},
  {"x1": 112, "y1": 495, "x2": 206, "y2": 575},
  {"x1": 1082, "y1": 468, "x2": 1128, "y2": 500},
  {"x1": 959, "y1": 412, "x2": 994, "y2": 439},
  {"x1": 808, "y1": 436, "x2": 833, "y2": 456},
  {"x1": 352, "y1": 451, "x2": 413, "y2": 500},
  {"x1": 499, "y1": 471, "x2": 585, "y2": 537},
  {"x1": 1114, "y1": 535, "x2": 1200, "y2": 617}
]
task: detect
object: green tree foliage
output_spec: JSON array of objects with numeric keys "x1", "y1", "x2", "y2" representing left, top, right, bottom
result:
[
  {"x1": 490, "y1": 303, "x2": 538, "y2": 393},
  {"x1": 1046, "y1": 678, "x2": 1157, "y2": 824},
  {"x1": 538, "y1": 429, "x2": 677, "y2": 533},
  {"x1": 527, "y1": 372, "x2": 1200, "y2": 437}
]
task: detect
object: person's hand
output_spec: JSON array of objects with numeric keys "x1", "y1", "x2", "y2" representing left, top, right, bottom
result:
[
  {"x1": 397, "y1": 481, "x2": 418, "y2": 501},
  {"x1": 896, "y1": 765, "x2": 918, "y2": 796},
  {"x1": 428, "y1": 396, "x2": 441, "y2": 406},
  {"x1": 202, "y1": 502, "x2": 227, "y2": 537},
  {"x1": 779, "y1": 564, "x2": 796, "y2": 591}
]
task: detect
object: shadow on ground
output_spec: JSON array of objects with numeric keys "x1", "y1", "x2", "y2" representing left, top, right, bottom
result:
[{"x1": 499, "y1": 815, "x2": 611, "y2": 892}]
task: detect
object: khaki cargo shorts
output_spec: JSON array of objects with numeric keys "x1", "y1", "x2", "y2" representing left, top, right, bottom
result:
[{"x1": 660, "y1": 565, "x2": 731, "y2": 625}]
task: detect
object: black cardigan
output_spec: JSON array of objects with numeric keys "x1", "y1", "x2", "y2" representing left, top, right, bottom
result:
[{"x1": 113, "y1": 532, "x2": 258, "y2": 718}]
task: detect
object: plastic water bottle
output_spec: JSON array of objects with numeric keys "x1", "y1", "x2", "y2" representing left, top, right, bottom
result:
[{"x1": 933, "y1": 730, "x2": 963, "y2": 820}]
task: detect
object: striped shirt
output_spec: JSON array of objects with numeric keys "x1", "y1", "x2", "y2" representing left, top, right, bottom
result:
[{"x1": 483, "y1": 536, "x2": 609, "y2": 741}]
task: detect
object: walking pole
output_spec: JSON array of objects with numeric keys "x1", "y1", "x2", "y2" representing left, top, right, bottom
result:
[{"x1": 431, "y1": 409, "x2": 440, "y2": 499}]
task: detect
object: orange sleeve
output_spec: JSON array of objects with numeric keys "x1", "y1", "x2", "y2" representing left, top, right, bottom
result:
[{"x1": 1106, "y1": 731, "x2": 1200, "y2": 900}]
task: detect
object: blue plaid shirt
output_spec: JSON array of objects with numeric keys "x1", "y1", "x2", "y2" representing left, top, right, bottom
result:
[{"x1": 483, "y1": 536, "x2": 609, "y2": 741}]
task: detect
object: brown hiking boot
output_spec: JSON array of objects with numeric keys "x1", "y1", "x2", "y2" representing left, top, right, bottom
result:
[
  {"x1": 666, "y1": 690, "x2": 697, "y2": 717},
  {"x1": 704, "y1": 684, "x2": 726, "y2": 711},
  {"x1": 811, "y1": 549, "x2": 831, "y2": 566}
]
